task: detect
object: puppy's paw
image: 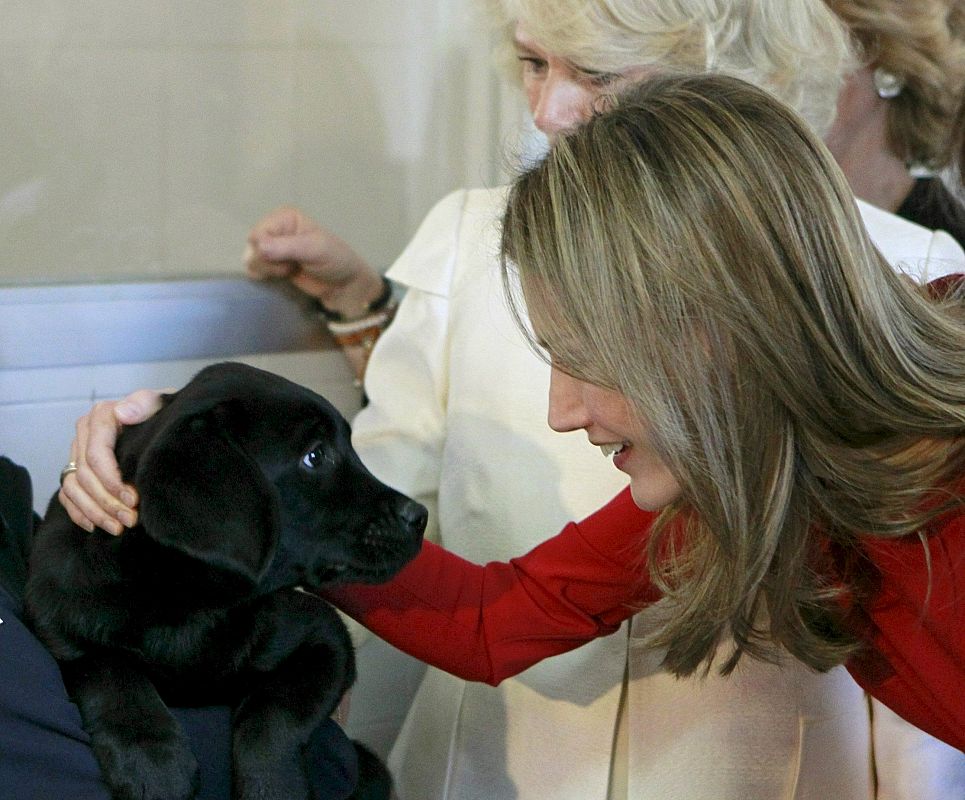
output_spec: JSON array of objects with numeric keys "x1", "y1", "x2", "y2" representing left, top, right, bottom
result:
[
  {"x1": 347, "y1": 742, "x2": 393, "y2": 800},
  {"x1": 235, "y1": 761, "x2": 311, "y2": 800},
  {"x1": 95, "y1": 734, "x2": 200, "y2": 800}
]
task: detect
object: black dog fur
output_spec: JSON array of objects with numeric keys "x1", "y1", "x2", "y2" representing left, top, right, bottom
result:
[{"x1": 25, "y1": 362, "x2": 426, "y2": 800}]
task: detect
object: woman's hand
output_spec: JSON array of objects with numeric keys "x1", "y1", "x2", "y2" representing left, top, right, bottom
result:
[
  {"x1": 59, "y1": 389, "x2": 165, "y2": 535},
  {"x1": 244, "y1": 206, "x2": 385, "y2": 319}
]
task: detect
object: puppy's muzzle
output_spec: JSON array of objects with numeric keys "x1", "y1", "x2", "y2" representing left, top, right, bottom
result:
[
  {"x1": 394, "y1": 497, "x2": 428, "y2": 538},
  {"x1": 376, "y1": 495, "x2": 427, "y2": 560}
]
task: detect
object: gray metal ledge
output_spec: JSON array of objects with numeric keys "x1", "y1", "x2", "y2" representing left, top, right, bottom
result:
[{"x1": 0, "y1": 276, "x2": 330, "y2": 370}]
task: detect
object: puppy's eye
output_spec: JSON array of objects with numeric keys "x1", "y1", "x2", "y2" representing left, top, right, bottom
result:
[{"x1": 300, "y1": 444, "x2": 333, "y2": 471}]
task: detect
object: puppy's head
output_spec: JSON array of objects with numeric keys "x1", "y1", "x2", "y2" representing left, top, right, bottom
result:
[{"x1": 121, "y1": 362, "x2": 426, "y2": 594}]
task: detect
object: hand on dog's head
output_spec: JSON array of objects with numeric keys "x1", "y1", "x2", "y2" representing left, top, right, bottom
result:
[{"x1": 113, "y1": 361, "x2": 426, "y2": 595}]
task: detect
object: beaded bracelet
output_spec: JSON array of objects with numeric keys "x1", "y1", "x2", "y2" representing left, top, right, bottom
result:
[
  {"x1": 325, "y1": 301, "x2": 399, "y2": 386},
  {"x1": 325, "y1": 306, "x2": 396, "y2": 349}
]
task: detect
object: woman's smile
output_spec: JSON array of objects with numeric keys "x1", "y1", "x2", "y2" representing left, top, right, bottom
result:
[{"x1": 546, "y1": 365, "x2": 681, "y2": 510}]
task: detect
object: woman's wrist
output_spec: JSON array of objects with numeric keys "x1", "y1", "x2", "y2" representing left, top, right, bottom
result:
[
  {"x1": 312, "y1": 272, "x2": 391, "y2": 323},
  {"x1": 318, "y1": 277, "x2": 399, "y2": 386}
]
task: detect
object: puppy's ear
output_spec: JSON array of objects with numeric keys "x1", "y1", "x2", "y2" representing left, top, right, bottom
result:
[{"x1": 134, "y1": 403, "x2": 279, "y2": 584}]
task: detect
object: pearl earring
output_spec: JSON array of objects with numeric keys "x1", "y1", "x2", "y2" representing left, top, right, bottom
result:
[{"x1": 873, "y1": 67, "x2": 904, "y2": 99}]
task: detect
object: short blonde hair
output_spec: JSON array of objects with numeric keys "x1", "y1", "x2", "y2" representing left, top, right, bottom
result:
[
  {"x1": 501, "y1": 73, "x2": 965, "y2": 675},
  {"x1": 824, "y1": 0, "x2": 965, "y2": 170},
  {"x1": 483, "y1": 0, "x2": 856, "y2": 135}
]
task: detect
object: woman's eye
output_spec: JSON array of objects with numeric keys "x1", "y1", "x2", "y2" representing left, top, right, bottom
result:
[{"x1": 518, "y1": 56, "x2": 547, "y2": 75}]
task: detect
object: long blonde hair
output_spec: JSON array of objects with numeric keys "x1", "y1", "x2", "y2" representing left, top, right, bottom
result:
[
  {"x1": 501, "y1": 73, "x2": 965, "y2": 675},
  {"x1": 483, "y1": 0, "x2": 855, "y2": 135}
]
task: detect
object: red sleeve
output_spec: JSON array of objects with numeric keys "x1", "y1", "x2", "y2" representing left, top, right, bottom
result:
[
  {"x1": 322, "y1": 488, "x2": 660, "y2": 685},
  {"x1": 847, "y1": 507, "x2": 965, "y2": 750},
  {"x1": 925, "y1": 273, "x2": 964, "y2": 300}
]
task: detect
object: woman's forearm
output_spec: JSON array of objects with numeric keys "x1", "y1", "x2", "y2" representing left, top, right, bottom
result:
[{"x1": 323, "y1": 488, "x2": 659, "y2": 684}]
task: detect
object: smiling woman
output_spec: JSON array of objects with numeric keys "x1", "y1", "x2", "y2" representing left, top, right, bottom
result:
[
  {"x1": 501, "y1": 71, "x2": 965, "y2": 678},
  {"x1": 542, "y1": 361, "x2": 682, "y2": 512},
  {"x1": 320, "y1": 71, "x2": 965, "y2": 750}
]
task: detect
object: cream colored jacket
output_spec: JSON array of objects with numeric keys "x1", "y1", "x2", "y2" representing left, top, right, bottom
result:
[{"x1": 352, "y1": 186, "x2": 965, "y2": 800}]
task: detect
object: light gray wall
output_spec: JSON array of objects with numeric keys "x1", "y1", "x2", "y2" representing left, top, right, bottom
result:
[{"x1": 0, "y1": 0, "x2": 524, "y2": 285}]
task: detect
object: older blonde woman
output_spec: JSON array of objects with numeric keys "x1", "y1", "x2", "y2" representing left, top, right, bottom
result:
[{"x1": 63, "y1": 2, "x2": 963, "y2": 799}]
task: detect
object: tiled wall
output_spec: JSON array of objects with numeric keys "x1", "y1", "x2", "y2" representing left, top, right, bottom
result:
[{"x1": 0, "y1": 1, "x2": 524, "y2": 284}]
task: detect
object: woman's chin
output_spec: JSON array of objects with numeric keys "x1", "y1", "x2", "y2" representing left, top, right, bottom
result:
[{"x1": 629, "y1": 479, "x2": 682, "y2": 512}]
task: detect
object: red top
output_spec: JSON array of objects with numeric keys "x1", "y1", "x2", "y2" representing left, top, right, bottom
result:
[{"x1": 326, "y1": 487, "x2": 965, "y2": 750}]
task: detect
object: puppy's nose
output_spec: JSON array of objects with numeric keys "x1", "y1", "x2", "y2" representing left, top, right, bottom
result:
[{"x1": 395, "y1": 497, "x2": 427, "y2": 534}]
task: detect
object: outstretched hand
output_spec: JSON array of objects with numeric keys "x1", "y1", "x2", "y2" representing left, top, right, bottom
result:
[{"x1": 59, "y1": 389, "x2": 165, "y2": 535}]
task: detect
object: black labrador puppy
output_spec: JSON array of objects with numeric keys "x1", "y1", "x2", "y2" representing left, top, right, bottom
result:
[{"x1": 25, "y1": 362, "x2": 426, "y2": 800}]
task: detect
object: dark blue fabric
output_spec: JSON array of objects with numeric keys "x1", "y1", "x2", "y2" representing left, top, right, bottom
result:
[
  {"x1": 0, "y1": 581, "x2": 114, "y2": 800},
  {"x1": 304, "y1": 717, "x2": 361, "y2": 799},
  {"x1": 0, "y1": 456, "x2": 34, "y2": 603},
  {"x1": 0, "y1": 457, "x2": 358, "y2": 800}
]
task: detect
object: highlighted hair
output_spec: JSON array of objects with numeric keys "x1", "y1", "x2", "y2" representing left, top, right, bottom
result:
[{"x1": 501, "y1": 73, "x2": 965, "y2": 674}]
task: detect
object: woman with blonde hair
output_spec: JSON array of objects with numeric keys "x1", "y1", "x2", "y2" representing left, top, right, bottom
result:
[{"x1": 64, "y1": 2, "x2": 963, "y2": 798}]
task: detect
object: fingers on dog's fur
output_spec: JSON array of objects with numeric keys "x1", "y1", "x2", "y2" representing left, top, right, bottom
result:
[
  {"x1": 62, "y1": 403, "x2": 134, "y2": 533},
  {"x1": 57, "y1": 485, "x2": 98, "y2": 534},
  {"x1": 77, "y1": 390, "x2": 167, "y2": 514},
  {"x1": 79, "y1": 400, "x2": 133, "y2": 502},
  {"x1": 60, "y1": 468, "x2": 129, "y2": 536}
]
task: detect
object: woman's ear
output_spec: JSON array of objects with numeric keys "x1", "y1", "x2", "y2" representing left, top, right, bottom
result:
[{"x1": 133, "y1": 403, "x2": 280, "y2": 585}]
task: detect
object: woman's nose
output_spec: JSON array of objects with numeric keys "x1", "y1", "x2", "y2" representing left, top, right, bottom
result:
[
  {"x1": 547, "y1": 367, "x2": 590, "y2": 432},
  {"x1": 532, "y1": 74, "x2": 592, "y2": 137}
]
